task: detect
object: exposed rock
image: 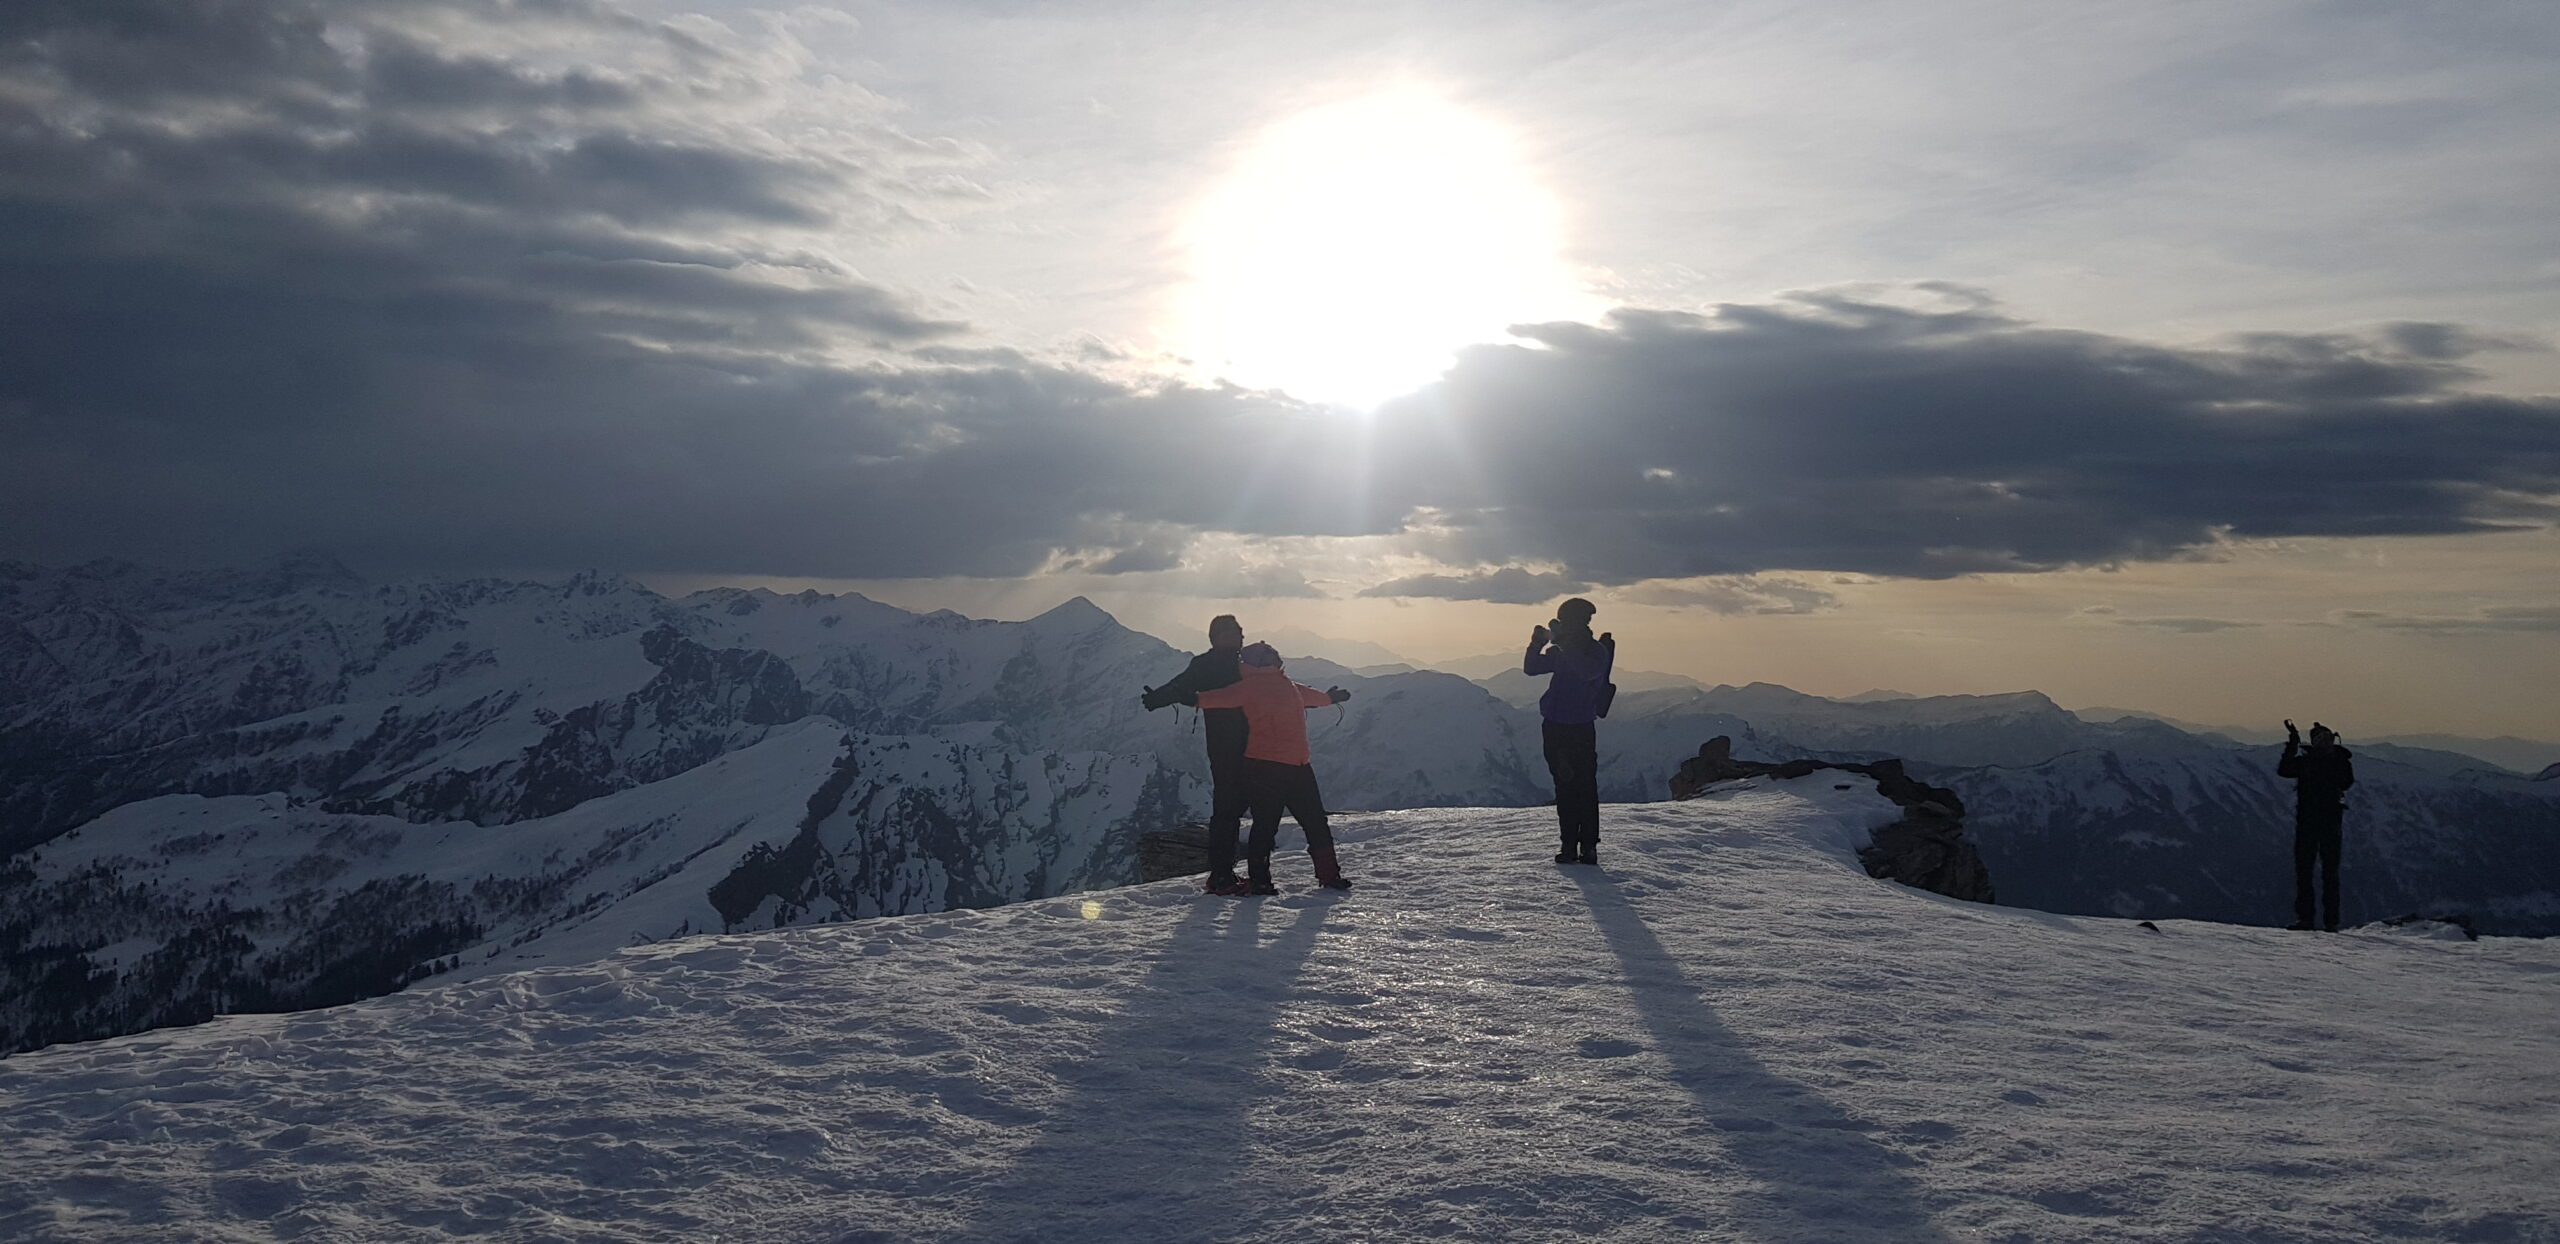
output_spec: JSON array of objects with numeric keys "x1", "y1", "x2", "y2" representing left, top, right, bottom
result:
[
  {"x1": 1136, "y1": 823, "x2": 1236, "y2": 883},
  {"x1": 1858, "y1": 807, "x2": 1995, "y2": 905},
  {"x1": 2366, "y1": 913, "x2": 2478, "y2": 941},
  {"x1": 1670, "y1": 736, "x2": 1994, "y2": 904}
]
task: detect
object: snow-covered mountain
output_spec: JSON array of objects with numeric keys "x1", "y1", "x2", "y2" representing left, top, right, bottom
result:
[
  {"x1": 0, "y1": 559, "x2": 1552, "y2": 1051},
  {"x1": 1572, "y1": 683, "x2": 2560, "y2": 936},
  {"x1": 1942, "y1": 748, "x2": 2560, "y2": 935},
  {"x1": 8, "y1": 556, "x2": 2558, "y2": 1056},
  {"x1": 4, "y1": 784, "x2": 2552, "y2": 1242}
]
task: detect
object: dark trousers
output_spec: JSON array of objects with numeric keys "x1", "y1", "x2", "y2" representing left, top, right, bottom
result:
[
  {"x1": 2294, "y1": 807, "x2": 2343, "y2": 929},
  {"x1": 1543, "y1": 721, "x2": 1600, "y2": 846},
  {"x1": 1205, "y1": 746, "x2": 1248, "y2": 879},
  {"x1": 1243, "y1": 759, "x2": 1333, "y2": 864}
]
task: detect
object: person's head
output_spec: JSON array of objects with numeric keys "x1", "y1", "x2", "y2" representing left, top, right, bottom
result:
[
  {"x1": 1239, "y1": 641, "x2": 1282, "y2": 669},
  {"x1": 2308, "y1": 722, "x2": 2337, "y2": 747},
  {"x1": 1208, "y1": 614, "x2": 1242, "y2": 652},
  {"x1": 1551, "y1": 596, "x2": 1597, "y2": 643}
]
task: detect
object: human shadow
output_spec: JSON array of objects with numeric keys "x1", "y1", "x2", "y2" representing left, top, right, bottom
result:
[
  {"x1": 1570, "y1": 872, "x2": 1957, "y2": 1242},
  {"x1": 937, "y1": 896, "x2": 1332, "y2": 1243}
]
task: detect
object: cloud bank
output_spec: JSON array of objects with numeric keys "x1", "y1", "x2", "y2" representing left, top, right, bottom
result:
[{"x1": 4, "y1": 4, "x2": 2558, "y2": 595}]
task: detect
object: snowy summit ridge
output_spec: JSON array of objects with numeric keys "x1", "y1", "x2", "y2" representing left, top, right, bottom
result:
[{"x1": 2, "y1": 779, "x2": 2552, "y2": 1242}]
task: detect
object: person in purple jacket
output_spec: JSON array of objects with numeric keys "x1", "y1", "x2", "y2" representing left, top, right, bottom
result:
[{"x1": 1525, "y1": 597, "x2": 1615, "y2": 865}]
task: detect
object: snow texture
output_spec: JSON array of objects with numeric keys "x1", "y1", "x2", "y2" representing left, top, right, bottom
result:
[{"x1": 4, "y1": 778, "x2": 2554, "y2": 1244}]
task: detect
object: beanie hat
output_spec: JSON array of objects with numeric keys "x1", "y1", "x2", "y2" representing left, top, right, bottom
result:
[{"x1": 1239, "y1": 641, "x2": 1283, "y2": 668}]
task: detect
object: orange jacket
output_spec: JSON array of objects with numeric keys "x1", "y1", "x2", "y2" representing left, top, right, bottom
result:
[{"x1": 1191, "y1": 664, "x2": 1334, "y2": 766}]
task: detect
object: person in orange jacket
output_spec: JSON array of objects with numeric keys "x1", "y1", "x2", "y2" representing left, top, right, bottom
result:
[{"x1": 1190, "y1": 641, "x2": 1354, "y2": 895}]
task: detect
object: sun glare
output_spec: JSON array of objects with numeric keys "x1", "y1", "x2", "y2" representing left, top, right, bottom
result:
[{"x1": 1171, "y1": 89, "x2": 1597, "y2": 411}]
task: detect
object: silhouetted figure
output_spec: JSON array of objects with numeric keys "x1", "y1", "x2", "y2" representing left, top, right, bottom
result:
[
  {"x1": 1142, "y1": 615, "x2": 1249, "y2": 893},
  {"x1": 1526, "y1": 597, "x2": 1615, "y2": 866},
  {"x1": 1192, "y1": 643, "x2": 1353, "y2": 894},
  {"x1": 2277, "y1": 719, "x2": 2356, "y2": 931}
]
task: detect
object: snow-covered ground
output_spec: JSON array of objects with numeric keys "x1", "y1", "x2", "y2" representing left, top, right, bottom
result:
[{"x1": 3, "y1": 776, "x2": 2554, "y2": 1243}]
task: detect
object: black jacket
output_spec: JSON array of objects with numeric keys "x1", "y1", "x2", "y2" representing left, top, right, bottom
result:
[
  {"x1": 2277, "y1": 743, "x2": 2355, "y2": 811},
  {"x1": 1144, "y1": 649, "x2": 1247, "y2": 760}
]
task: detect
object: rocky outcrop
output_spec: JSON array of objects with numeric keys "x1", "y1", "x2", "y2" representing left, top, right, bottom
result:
[{"x1": 1671, "y1": 736, "x2": 1994, "y2": 904}]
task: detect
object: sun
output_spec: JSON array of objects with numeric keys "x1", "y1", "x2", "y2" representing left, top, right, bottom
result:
[{"x1": 1170, "y1": 88, "x2": 1598, "y2": 411}]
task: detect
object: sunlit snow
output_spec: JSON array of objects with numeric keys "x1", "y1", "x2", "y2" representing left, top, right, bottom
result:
[{"x1": 4, "y1": 777, "x2": 2552, "y2": 1242}]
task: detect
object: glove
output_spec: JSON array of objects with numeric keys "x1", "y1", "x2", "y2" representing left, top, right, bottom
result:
[
  {"x1": 1529, "y1": 625, "x2": 1549, "y2": 647},
  {"x1": 1327, "y1": 686, "x2": 1351, "y2": 704},
  {"x1": 1141, "y1": 685, "x2": 1175, "y2": 711},
  {"x1": 2283, "y1": 718, "x2": 2299, "y2": 744},
  {"x1": 1599, "y1": 631, "x2": 1614, "y2": 647}
]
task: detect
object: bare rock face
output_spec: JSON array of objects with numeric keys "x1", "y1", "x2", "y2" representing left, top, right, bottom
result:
[{"x1": 1671, "y1": 737, "x2": 1994, "y2": 904}]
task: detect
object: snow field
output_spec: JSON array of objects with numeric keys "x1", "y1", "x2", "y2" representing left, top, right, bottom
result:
[{"x1": 2, "y1": 777, "x2": 2555, "y2": 1243}]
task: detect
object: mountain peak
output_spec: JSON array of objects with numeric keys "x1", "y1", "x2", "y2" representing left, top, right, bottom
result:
[{"x1": 1028, "y1": 595, "x2": 1116, "y2": 632}]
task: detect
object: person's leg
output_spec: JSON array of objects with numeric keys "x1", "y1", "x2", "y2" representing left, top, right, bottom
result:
[
  {"x1": 2291, "y1": 818, "x2": 2317, "y2": 929},
  {"x1": 2317, "y1": 815, "x2": 2343, "y2": 931},
  {"x1": 1567, "y1": 725, "x2": 1600, "y2": 856},
  {"x1": 1243, "y1": 759, "x2": 1285, "y2": 892},
  {"x1": 1285, "y1": 765, "x2": 1349, "y2": 888},
  {"x1": 1541, "y1": 721, "x2": 1577, "y2": 863},
  {"x1": 1205, "y1": 747, "x2": 1247, "y2": 885}
]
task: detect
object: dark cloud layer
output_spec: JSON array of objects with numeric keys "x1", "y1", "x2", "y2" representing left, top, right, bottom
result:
[{"x1": 4, "y1": 4, "x2": 2559, "y2": 593}]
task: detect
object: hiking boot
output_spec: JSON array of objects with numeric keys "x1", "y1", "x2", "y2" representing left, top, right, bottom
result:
[
  {"x1": 1309, "y1": 844, "x2": 1350, "y2": 891},
  {"x1": 1576, "y1": 844, "x2": 1598, "y2": 866},
  {"x1": 1203, "y1": 872, "x2": 1249, "y2": 897},
  {"x1": 2285, "y1": 919, "x2": 2313, "y2": 931},
  {"x1": 1246, "y1": 876, "x2": 1280, "y2": 896}
]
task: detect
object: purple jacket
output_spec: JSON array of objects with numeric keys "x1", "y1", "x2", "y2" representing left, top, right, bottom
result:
[{"x1": 1525, "y1": 636, "x2": 1615, "y2": 725}]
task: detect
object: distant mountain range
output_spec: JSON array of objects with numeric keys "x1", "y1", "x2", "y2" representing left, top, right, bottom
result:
[
  {"x1": 2071, "y1": 707, "x2": 2557, "y2": 775},
  {"x1": 5, "y1": 557, "x2": 2555, "y2": 1052}
]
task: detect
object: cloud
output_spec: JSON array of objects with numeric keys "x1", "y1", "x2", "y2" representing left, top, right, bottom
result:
[
  {"x1": 2111, "y1": 616, "x2": 2265, "y2": 634},
  {"x1": 1358, "y1": 293, "x2": 2560, "y2": 583},
  {"x1": 2, "y1": 4, "x2": 2558, "y2": 592},
  {"x1": 1616, "y1": 576, "x2": 1837, "y2": 615},
  {"x1": 1358, "y1": 568, "x2": 1588, "y2": 605},
  {"x1": 2336, "y1": 605, "x2": 2560, "y2": 634}
]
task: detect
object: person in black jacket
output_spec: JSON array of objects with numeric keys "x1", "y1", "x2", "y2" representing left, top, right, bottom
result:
[
  {"x1": 2277, "y1": 719, "x2": 2356, "y2": 931},
  {"x1": 1141, "y1": 615, "x2": 1251, "y2": 894}
]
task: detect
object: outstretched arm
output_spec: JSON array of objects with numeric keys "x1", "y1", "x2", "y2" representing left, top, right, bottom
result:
[
  {"x1": 1295, "y1": 682, "x2": 1335, "y2": 709},
  {"x1": 1193, "y1": 683, "x2": 1246, "y2": 710}
]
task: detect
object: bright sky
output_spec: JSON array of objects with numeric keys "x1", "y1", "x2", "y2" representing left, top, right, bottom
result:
[{"x1": 4, "y1": 0, "x2": 2557, "y2": 736}]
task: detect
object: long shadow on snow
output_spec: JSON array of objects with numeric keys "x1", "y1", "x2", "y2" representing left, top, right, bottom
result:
[
  {"x1": 1571, "y1": 871, "x2": 1956, "y2": 1242},
  {"x1": 939, "y1": 895, "x2": 1331, "y2": 1244}
]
